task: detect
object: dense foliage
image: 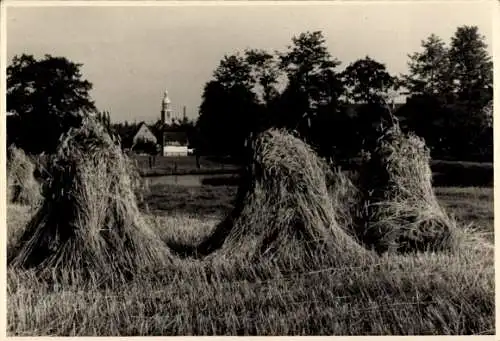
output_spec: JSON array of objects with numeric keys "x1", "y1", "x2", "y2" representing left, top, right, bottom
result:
[
  {"x1": 7, "y1": 54, "x2": 96, "y2": 154},
  {"x1": 196, "y1": 26, "x2": 493, "y2": 163}
]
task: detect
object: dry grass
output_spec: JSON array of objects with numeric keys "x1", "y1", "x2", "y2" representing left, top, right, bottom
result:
[
  {"x1": 127, "y1": 156, "x2": 151, "y2": 212},
  {"x1": 8, "y1": 117, "x2": 171, "y2": 281},
  {"x1": 6, "y1": 210, "x2": 494, "y2": 335},
  {"x1": 7, "y1": 145, "x2": 42, "y2": 207},
  {"x1": 436, "y1": 187, "x2": 493, "y2": 242},
  {"x1": 358, "y1": 124, "x2": 458, "y2": 254},
  {"x1": 325, "y1": 166, "x2": 363, "y2": 241},
  {"x1": 6, "y1": 182, "x2": 494, "y2": 336},
  {"x1": 7, "y1": 204, "x2": 35, "y2": 259}
]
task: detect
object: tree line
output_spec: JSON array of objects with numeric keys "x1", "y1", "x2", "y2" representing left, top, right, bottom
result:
[
  {"x1": 6, "y1": 25, "x2": 492, "y2": 163},
  {"x1": 196, "y1": 25, "x2": 492, "y2": 162}
]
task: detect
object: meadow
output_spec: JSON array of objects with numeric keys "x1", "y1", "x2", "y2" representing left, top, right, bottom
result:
[{"x1": 5, "y1": 122, "x2": 495, "y2": 336}]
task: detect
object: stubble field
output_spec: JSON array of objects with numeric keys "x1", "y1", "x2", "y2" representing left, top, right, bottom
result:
[{"x1": 7, "y1": 181, "x2": 494, "y2": 336}]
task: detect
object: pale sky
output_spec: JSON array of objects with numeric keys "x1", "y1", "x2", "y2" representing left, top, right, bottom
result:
[{"x1": 6, "y1": 2, "x2": 494, "y2": 123}]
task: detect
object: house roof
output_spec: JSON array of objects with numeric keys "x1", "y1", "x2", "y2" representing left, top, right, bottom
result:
[
  {"x1": 132, "y1": 122, "x2": 157, "y2": 144},
  {"x1": 132, "y1": 121, "x2": 147, "y2": 135},
  {"x1": 163, "y1": 131, "x2": 189, "y2": 145}
]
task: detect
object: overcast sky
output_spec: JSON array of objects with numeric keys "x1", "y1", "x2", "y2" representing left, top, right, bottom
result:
[{"x1": 7, "y1": 2, "x2": 494, "y2": 123}]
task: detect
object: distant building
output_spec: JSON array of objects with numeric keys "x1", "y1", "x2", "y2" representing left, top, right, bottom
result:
[
  {"x1": 162, "y1": 132, "x2": 190, "y2": 156},
  {"x1": 160, "y1": 89, "x2": 190, "y2": 156},
  {"x1": 131, "y1": 122, "x2": 157, "y2": 152}
]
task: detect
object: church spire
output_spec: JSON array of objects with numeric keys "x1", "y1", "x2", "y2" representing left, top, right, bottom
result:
[{"x1": 161, "y1": 89, "x2": 172, "y2": 125}]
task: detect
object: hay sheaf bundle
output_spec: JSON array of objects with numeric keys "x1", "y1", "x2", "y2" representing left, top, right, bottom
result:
[
  {"x1": 193, "y1": 129, "x2": 369, "y2": 265},
  {"x1": 359, "y1": 124, "x2": 457, "y2": 254},
  {"x1": 7, "y1": 146, "x2": 42, "y2": 207},
  {"x1": 9, "y1": 117, "x2": 170, "y2": 279},
  {"x1": 325, "y1": 166, "x2": 363, "y2": 242},
  {"x1": 126, "y1": 156, "x2": 150, "y2": 210}
]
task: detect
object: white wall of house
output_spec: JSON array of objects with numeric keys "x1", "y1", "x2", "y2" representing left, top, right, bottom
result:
[{"x1": 163, "y1": 145, "x2": 189, "y2": 156}]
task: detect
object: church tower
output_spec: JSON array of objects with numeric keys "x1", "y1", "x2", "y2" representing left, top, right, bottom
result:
[{"x1": 161, "y1": 89, "x2": 173, "y2": 126}]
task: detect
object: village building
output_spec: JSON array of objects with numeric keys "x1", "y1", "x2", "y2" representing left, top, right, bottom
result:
[
  {"x1": 131, "y1": 121, "x2": 157, "y2": 153},
  {"x1": 162, "y1": 131, "x2": 190, "y2": 156},
  {"x1": 160, "y1": 89, "x2": 191, "y2": 157}
]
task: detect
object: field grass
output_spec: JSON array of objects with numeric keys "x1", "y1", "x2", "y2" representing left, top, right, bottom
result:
[
  {"x1": 142, "y1": 184, "x2": 237, "y2": 216},
  {"x1": 434, "y1": 187, "x2": 494, "y2": 242},
  {"x1": 7, "y1": 184, "x2": 494, "y2": 336}
]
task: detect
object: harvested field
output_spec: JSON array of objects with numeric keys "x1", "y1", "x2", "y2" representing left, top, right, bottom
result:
[
  {"x1": 7, "y1": 198, "x2": 494, "y2": 335},
  {"x1": 6, "y1": 128, "x2": 494, "y2": 336}
]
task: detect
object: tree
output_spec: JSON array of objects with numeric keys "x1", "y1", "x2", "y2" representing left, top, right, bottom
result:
[
  {"x1": 443, "y1": 26, "x2": 492, "y2": 161},
  {"x1": 402, "y1": 34, "x2": 452, "y2": 97},
  {"x1": 279, "y1": 31, "x2": 342, "y2": 108},
  {"x1": 339, "y1": 56, "x2": 400, "y2": 156},
  {"x1": 197, "y1": 80, "x2": 261, "y2": 158},
  {"x1": 277, "y1": 31, "x2": 343, "y2": 135},
  {"x1": 448, "y1": 25, "x2": 493, "y2": 109},
  {"x1": 342, "y1": 56, "x2": 397, "y2": 104},
  {"x1": 213, "y1": 53, "x2": 255, "y2": 89},
  {"x1": 244, "y1": 49, "x2": 281, "y2": 106},
  {"x1": 400, "y1": 34, "x2": 455, "y2": 157},
  {"x1": 111, "y1": 121, "x2": 139, "y2": 150},
  {"x1": 400, "y1": 26, "x2": 493, "y2": 161},
  {"x1": 7, "y1": 54, "x2": 96, "y2": 154},
  {"x1": 396, "y1": 94, "x2": 451, "y2": 157},
  {"x1": 196, "y1": 53, "x2": 262, "y2": 158}
]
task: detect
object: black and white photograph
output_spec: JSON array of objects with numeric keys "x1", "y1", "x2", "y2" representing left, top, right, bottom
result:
[{"x1": 2, "y1": 0, "x2": 496, "y2": 336}]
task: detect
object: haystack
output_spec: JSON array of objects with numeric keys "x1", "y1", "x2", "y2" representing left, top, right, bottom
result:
[
  {"x1": 9, "y1": 117, "x2": 170, "y2": 279},
  {"x1": 191, "y1": 129, "x2": 369, "y2": 265},
  {"x1": 324, "y1": 166, "x2": 363, "y2": 242},
  {"x1": 358, "y1": 123, "x2": 457, "y2": 254},
  {"x1": 126, "y1": 156, "x2": 150, "y2": 211},
  {"x1": 7, "y1": 145, "x2": 42, "y2": 207}
]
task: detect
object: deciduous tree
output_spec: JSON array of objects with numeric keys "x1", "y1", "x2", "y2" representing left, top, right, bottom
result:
[
  {"x1": 7, "y1": 54, "x2": 96, "y2": 154},
  {"x1": 342, "y1": 56, "x2": 397, "y2": 104},
  {"x1": 401, "y1": 34, "x2": 452, "y2": 97}
]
